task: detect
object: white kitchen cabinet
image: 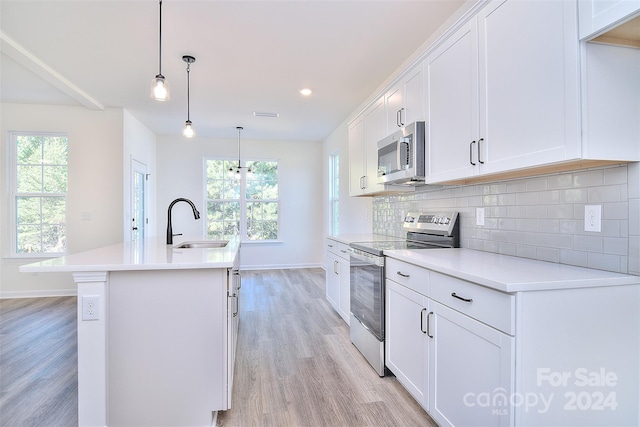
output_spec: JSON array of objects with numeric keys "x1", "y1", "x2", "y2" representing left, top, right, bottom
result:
[
  {"x1": 226, "y1": 261, "x2": 241, "y2": 408},
  {"x1": 426, "y1": 0, "x2": 581, "y2": 183},
  {"x1": 385, "y1": 63, "x2": 425, "y2": 131},
  {"x1": 386, "y1": 258, "x2": 513, "y2": 425},
  {"x1": 385, "y1": 278, "x2": 430, "y2": 410},
  {"x1": 579, "y1": 0, "x2": 640, "y2": 40},
  {"x1": 386, "y1": 251, "x2": 640, "y2": 426},
  {"x1": 348, "y1": 97, "x2": 384, "y2": 196},
  {"x1": 429, "y1": 301, "x2": 513, "y2": 427},
  {"x1": 325, "y1": 237, "x2": 350, "y2": 324}
]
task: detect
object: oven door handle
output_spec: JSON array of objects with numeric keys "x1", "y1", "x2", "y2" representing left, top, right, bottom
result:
[{"x1": 347, "y1": 248, "x2": 384, "y2": 266}]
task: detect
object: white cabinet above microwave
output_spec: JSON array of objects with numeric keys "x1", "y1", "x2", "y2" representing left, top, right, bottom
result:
[{"x1": 579, "y1": 0, "x2": 640, "y2": 42}]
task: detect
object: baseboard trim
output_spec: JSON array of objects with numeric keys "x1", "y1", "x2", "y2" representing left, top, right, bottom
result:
[
  {"x1": 240, "y1": 263, "x2": 323, "y2": 271},
  {"x1": 0, "y1": 289, "x2": 77, "y2": 299}
]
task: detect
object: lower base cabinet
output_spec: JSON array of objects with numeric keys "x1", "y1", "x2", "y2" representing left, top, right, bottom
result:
[
  {"x1": 325, "y1": 238, "x2": 350, "y2": 324},
  {"x1": 385, "y1": 256, "x2": 640, "y2": 426},
  {"x1": 386, "y1": 278, "x2": 513, "y2": 425},
  {"x1": 429, "y1": 301, "x2": 513, "y2": 427}
]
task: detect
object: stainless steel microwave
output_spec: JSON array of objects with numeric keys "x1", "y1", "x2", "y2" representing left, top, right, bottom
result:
[{"x1": 377, "y1": 121, "x2": 425, "y2": 185}]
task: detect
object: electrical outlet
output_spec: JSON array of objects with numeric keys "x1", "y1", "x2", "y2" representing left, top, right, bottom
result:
[
  {"x1": 82, "y1": 295, "x2": 100, "y2": 321},
  {"x1": 584, "y1": 205, "x2": 602, "y2": 232},
  {"x1": 476, "y1": 207, "x2": 485, "y2": 226}
]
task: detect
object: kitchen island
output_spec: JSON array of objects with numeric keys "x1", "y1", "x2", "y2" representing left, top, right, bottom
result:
[{"x1": 20, "y1": 237, "x2": 241, "y2": 427}]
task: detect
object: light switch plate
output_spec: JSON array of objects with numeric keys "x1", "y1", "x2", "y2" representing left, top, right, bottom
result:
[{"x1": 584, "y1": 205, "x2": 602, "y2": 232}]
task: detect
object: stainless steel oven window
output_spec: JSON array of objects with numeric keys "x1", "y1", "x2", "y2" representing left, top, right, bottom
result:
[{"x1": 349, "y1": 256, "x2": 384, "y2": 340}]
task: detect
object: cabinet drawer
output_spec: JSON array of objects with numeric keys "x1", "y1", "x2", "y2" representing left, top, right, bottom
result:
[
  {"x1": 386, "y1": 258, "x2": 429, "y2": 296},
  {"x1": 326, "y1": 239, "x2": 350, "y2": 261},
  {"x1": 430, "y1": 271, "x2": 514, "y2": 335}
]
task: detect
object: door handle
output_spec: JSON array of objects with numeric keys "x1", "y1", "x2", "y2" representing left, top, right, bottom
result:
[
  {"x1": 469, "y1": 140, "x2": 476, "y2": 166},
  {"x1": 396, "y1": 271, "x2": 410, "y2": 278},
  {"x1": 426, "y1": 311, "x2": 433, "y2": 338},
  {"x1": 451, "y1": 292, "x2": 473, "y2": 303},
  {"x1": 478, "y1": 138, "x2": 485, "y2": 164},
  {"x1": 420, "y1": 308, "x2": 427, "y2": 334}
]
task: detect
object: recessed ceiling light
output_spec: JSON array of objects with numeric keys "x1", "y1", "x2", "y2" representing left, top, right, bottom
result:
[
  {"x1": 299, "y1": 88, "x2": 312, "y2": 96},
  {"x1": 253, "y1": 111, "x2": 279, "y2": 118}
]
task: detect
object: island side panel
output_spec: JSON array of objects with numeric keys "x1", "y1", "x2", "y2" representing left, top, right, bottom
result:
[
  {"x1": 108, "y1": 269, "x2": 227, "y2": 426},
  {"x1": 74, "y1": 272, "x2": 109, "y2": 427}
]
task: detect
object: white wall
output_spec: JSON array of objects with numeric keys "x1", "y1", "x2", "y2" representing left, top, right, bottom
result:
[
  {"x1": 321, "y1": 120, "x2": 372, "y2": 238},
  {"x1": 1, "y1": 103, "x2": 125, "y2": 297},
  {"x1": 156, "y1": 135, "x2": 323, "y2": 269}
]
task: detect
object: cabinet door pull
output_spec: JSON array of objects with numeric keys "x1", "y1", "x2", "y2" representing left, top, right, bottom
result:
[
  {"x1": 396, "y1": 109, "x2": 401, "y2": 127},
  {"x1": 451, "y1": 292, "x2": 473, "y2": 303},
  {"x1": 396, "y1": 271, "x2": 410, "y2": 278},
  {"x1": 469, "y1": 141, "x2": 476, "y2": 165},
  {"x1": 334, "y1": 260, "x2": 339, "y2": 275},
  {"x1": 399, "y1": 107, "x2": 405, "y2": 126},
  {"x1": 420, "y1": 308, "x2": 427, "y2": 334},
  {"x1": 478, "y1": 138, "x2": 485, "y2": 164},
  {"x1": 427, "y1": 311, "x2": 434, "y2": 338},
  {"x1": 340, "y1": 249, "x2": 347, "y2": 254}
]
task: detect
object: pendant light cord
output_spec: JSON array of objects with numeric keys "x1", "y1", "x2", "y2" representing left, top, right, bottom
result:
[
  {"x1": 158, "y1": 0, "x2": 163, "y2": 76},
  {"x1": 237, "y1": 127, "x2": 242, "y2": 167},
  {"x1": 186, "y1": 63, "x2": 191, "y2": 120}
]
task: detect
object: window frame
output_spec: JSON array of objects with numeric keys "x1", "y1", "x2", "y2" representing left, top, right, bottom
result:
[
  {"x1": 8, "y1": 131, "x2": 69, "y2": 258},
  {"x1": 329, "y1": 151, "x2": 340, "y2": 236},
  {"x1": 203, "y1": 157, "x2": 280, "y2": 243}
]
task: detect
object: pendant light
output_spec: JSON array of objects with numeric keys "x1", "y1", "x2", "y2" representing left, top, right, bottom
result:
[
  {"x1": 150, "y1": 0, "x2": 169, "y2": 101},
  {"x1": 228, "y1": 127, "x2": 252, "y2": 179},
  {"x1": 182, "y1": 55, "x2": 196, "y2": 138}
]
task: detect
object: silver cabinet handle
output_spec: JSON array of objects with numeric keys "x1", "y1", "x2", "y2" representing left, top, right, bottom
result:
[
  {"x1": 334, "y1": 260, "x2": 339, "y2": 275},
  {"x1": 478, "y1": 138, "x2": 485, "y2": 164},
  {"x1": 451, "y1": 292, "x2": 473, "y2": 303},
  {"x1": 420, "y1": 308, "x2": 427, "y2": 334},
  {"x1": 469, "y1": 140, "x2": 476, "y2": 166},
  {"x1": 399, "y1": 107, "x2": 405, "y2": 126},
  {"x1": 396, "y1": 271, "x2": 410, "y2": 278},
  {"x1": 397, "y1": 109, "x2": 401, "y2": 127}
]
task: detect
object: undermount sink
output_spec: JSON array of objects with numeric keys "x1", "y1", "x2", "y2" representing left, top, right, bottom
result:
[{"x1": 174, "y1": 240, "x2": 229, "y2": 249}]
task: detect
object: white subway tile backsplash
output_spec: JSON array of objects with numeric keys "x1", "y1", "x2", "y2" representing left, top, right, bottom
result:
[
  {"x1": 604, "y1": 166, "x2": 628, "y2": 185},
  {"x1": 573, "y1": 169, "x2": 604, "y2": 187},
  {"x1": 603, "y1": 202, "x2": 629, "y2": 220},
  {"x1": 372, "y1": 164, "x2": 638, "y2": 274}
]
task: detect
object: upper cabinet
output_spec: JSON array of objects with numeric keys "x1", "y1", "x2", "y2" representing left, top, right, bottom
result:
[
  {"x1": 348, "y1": 0, "x2": 640, "y2": 194},
  {"x1": 426, "y1": 0, "x2": 581, "y2": 183},
  {"x1": 579, "y1": 0, "x2": 640, "y2": 40},
  {"x1": 349, "y1": 97, "x2": 386, "y2": 196},
  {"x1": 385, "y1": 63, "x2": 425, "y2": 132}
]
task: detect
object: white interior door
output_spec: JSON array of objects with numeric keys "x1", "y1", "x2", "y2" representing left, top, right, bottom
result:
[{"x1": 131, "y1": 159, "x2": 148, "y2": 241}]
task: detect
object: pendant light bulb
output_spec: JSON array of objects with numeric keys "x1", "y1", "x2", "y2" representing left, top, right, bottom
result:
[
  {"x1": 151, "y1": 0, "x2": 169, "y2": 101},
  {"x1": 151, "y1": 75, "x2": 169, "y2": 101},
  {"x1": 183, "y1": 120, "x2": 194, "y2": 138}
]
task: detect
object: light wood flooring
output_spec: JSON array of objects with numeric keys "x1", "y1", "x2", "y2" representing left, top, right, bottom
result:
[
  {"x1": 0, "y1": 296, "x2": 78, "y2": 426},
  {"x1": 1, "y1": 269, "x2": 436, "y2": 426}
]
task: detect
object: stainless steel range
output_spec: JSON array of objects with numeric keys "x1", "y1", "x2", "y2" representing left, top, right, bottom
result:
[{"x1": 348, "y1": 212, "x2": 459, "y2": 376}]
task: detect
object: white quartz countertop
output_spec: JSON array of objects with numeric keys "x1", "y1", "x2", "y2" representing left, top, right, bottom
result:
[
  {"x1": 385, "y1": 248, "x2": 640, "y2": 293},
  {"x1": 326, "y1": 233, "x2": 399, "y2": 245},
  {"x1": 19, "y1": 237, "x2": 240, "y2": 273}
]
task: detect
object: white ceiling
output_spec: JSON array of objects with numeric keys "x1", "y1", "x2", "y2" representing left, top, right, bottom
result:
[{"x1": 0, "y1": 0, "x2": 464, "y2": 141}]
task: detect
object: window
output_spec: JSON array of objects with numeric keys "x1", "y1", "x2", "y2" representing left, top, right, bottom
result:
[
  {"x1": 205, "y1": 158, "x2": 279, "y2": 241},
  {"x1": 10, "y1": 133, "x2": 68, "y2": 256},
  {"x1": 329, "y1": 152, "x2": 339, "y2": 235}
]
